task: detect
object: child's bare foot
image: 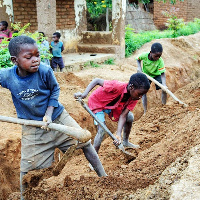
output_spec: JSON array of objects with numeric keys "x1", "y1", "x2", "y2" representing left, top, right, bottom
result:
[{"x1": 122, "y1": 141, "x2": 140, "y2": 149}]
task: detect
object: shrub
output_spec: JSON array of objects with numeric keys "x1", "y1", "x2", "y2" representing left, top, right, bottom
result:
[
  {"x1": 125, "y1": 18, "x2": 200, "y2": 57},
  {"x1": 0, "y1": 22, "x2": 52, "y2": 69},
  {"x1": 104, "y1": 57, "x2": 115, "y2": 65}
]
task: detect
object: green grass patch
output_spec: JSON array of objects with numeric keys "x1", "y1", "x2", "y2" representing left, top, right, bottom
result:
[
  {"x1": 125, "y1": 18, "x2": 200, "y2": 57},
  {"x1": 104, "y1": 57, "x2": 115, "y2": 65}
]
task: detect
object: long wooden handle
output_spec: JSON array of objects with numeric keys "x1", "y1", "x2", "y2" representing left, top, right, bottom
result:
[
  {"x1": 78, "y1": 98, "x2": 117, "y2": 141},
  {"x1": 143, "y1": 73, "x2": 188, "y2": 107},
  {"x1": 0, "y1": 115, "x2": 91, "y2": 143}
]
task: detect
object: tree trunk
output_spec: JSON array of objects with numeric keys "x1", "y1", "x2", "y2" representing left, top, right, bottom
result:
[{"x1": 106, "y1": 7, "x2": 109, "y2": 31}]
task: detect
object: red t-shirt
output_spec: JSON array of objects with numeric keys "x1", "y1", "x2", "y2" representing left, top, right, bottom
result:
[
  {"x1": 0, "y1": 29, "x2": 12, "y2": 43},
  {"x1": 88, "y1": 80, "x2": 138, "y2": 121}
]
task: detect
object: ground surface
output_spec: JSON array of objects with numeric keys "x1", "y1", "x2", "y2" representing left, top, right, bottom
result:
[{"x1": 0, "y1": 33, "x2": 200, "y2": 200}]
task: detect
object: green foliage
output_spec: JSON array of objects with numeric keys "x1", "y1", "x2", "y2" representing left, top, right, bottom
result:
[
  {"x1": 139, "y1": 0, "x2": 184, "y2": 5},
  {"x1": 104, "y1": 57, "x2": 115, "y2": 65},
  {"x1": 125, "y1": 18, "x2": 200, "y2": 57},
  {"x1": 87, "y1": 0, "x2": 112, "y2": 18},
  {"x1": 90, "y1": 61, "x2": 100, "y2": 68},
  {"x1": 84, "y1": 61, "x2": 100, "y2": 68},
  {"x1": 0, "y1": 22, "x2": 52, "y2": 69},
  {"x1": 164, "y1": 12, "x2": 185, "y2": 37},
  {"x1": 0, "y1": 45, "x2": 13, "y2": 68},
  {"x1": 156, "y1": 0, "x2": 184, "y2": 4}
]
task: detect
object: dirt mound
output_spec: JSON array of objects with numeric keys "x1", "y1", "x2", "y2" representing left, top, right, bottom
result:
[
  {"x1": 22, "y1": 77, "x2": 200, "y2": 199},
  {"x1": 0, "y1": 33, "x2": 199, "y2": 200}
]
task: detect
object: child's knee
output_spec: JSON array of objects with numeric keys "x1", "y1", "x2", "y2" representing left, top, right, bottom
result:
[{"x1": 97, "y1": 126, "x2": 106, "y2": 137}]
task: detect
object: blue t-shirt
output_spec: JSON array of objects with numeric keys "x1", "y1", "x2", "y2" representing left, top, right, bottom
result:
[
  {"x1": 51, "y1": 41, "x2": 63, "y2": 57},
  {"x1": 0, "y1": 63, "x2": 64, "y2": 121}
]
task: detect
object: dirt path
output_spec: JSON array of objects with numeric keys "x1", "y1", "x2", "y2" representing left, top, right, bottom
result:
[{"x1": 0, "y1": 33, "x2": 200, "y2": 200}]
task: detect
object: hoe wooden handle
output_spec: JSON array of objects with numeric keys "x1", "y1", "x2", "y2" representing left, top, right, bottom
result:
[
  {"x1": 0, "y1": 115, "x2": 91, "y2": 143},
  {"x1": 143, "y1": 73, "x2": 188, "y2": 107}
]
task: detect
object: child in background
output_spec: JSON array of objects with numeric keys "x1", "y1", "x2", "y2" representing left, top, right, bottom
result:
[
  {"x1": 0, "y1": 36, "x2": 106, "y2": 200},
  {"x1": 38, "y1": 31, "x2": 50, "y2": 65},
  {"x1": 74, "y1": 73, "x2": 150, "y2": 154},
  {"x1": 50, "y1": 32, "x2": 65, "y2": 72},
  {"x1": 136, "y1": 42, "x2": 167, "y2": 114},
  {"x1": 0, "y1": 21, "x2": 12, "y2": 43}
]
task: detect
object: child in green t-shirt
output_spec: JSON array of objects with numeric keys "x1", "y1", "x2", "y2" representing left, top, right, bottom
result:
[{"x1": 136, "y1": 42, "x2": 167, "y2": 114}]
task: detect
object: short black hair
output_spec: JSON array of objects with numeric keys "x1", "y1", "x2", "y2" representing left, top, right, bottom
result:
[
  {"x1": 53, "y1": 32, "x2": 61, "y2": 38},
  {"x1": 151, "y1": 43, "x2": 163, "y2": 53},
  {"x1": 129, "y1": 73, "x2": 150, "y2": 90},
  {"x1": 0, "y1": 21, "x2": 8, "y2": 28},
  {"x1": 8, "y1": 35, "x2": 36, "y2": 57},
  {"x1": 39, "y1": 32, "x2": 45, "y2": 37}
]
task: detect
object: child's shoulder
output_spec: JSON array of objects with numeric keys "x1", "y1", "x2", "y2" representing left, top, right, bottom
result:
[
  {"x1": 39, "y1": 63, "x2": 52, "y2": 73},
  {"x1": 136, "y1": 52, "x2": 149, "y2": 60}
]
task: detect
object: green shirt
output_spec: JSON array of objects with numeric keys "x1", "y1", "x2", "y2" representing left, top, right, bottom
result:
[{"x1": 136, "y1": 52, "x2": 166, "y2": 77}]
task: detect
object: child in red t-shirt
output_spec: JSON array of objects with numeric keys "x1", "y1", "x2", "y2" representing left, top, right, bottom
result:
[{"x1": 74, "y1": 73, "x2": 150, "y2": 154}]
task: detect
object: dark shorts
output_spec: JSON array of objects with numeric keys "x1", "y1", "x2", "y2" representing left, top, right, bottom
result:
[
  {"x1": 149, "y1": 75, "x2": 162, "y2": 90},
  {"x1": 52, "y1": 57, "x2": 65, "y2": 69}
]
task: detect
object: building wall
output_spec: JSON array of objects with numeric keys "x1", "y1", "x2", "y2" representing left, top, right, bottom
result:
[
  {"x1": 56, "y1": 0, "x2": 76, "y2": 30},
  {"x1": 154, "y1": 0, "x2": 200, "y2": 30},
  {"x1": 12, "y1": 0, "x2": 76, "y2": 32},
  {"x1": 10, "y1": 0, "x2": 81, "y2": 52},
  {"x1": 126, "y1": 6, "x2": 156, "y2": 32},
  {"x1": 154, "y1": 0, "x2": 187, "y2": 30},
  {"x1": 186, "y1": 0, "x2": 200, "y2": 21},
  {"x1": 13, "y1": 0, "x2": 37, "y2": 32}
]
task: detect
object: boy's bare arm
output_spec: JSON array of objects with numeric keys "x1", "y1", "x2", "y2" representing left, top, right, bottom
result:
[
  {"x1": 137, "y1": 59, "x2": 142, "y2": 73},
  {"x1": 43, "y1": 106, "x2": 54, "y2": 123},
  {"x1": 61, "y1": 44, "x2": 64, "y2": 52},
  {"x1": 161, "y1": 72, "x2": 167, "y2": 86},
  {"x1": 41, "y1": 106, "x2": 54, "y2": 129},
  {"x1": 113, "y1": 108, "x2": 130, "y2": 146},
  {"x1": 74, "y1": 78, "x2": 104, "y2": 99}
]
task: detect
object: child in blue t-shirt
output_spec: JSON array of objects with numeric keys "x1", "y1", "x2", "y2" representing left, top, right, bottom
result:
[
  {"x1": 50, "y1": 32, "x2": 65, "y2": 72},
  {"x1": 0, "y1": 36, "x2": 106, "y2": 200}
]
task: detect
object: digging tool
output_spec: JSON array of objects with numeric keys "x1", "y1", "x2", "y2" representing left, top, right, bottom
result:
[
  {"x1": 77, "y1": 98, "x2": 136, "y2": 160},
  {"x1": 0, "y1": 115, "x2": 91, "y2": 175},
  {"x1": 143, "y1": 72, "x2": 188, "y2": 107},
  {"x1": 0, "y1": 115, "x2": 91, "y2": 142}
]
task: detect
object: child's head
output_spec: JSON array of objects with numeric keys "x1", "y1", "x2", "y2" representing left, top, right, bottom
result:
[
  {"x1": 39, "y1": 32, "x2": 45, "y2": 37},
  {"x1": 8, "y1": 36, "x2": 40, "y2": 76},
  {"x1": 128, "y1": 73, "x2": 150, "y2": 100},
  {"x1": 150, "y1": 43, "x2": 163, "y2": 61},
  {"x1": 0, "y1": 21, "x2": 8, "y2": 31},
  {"x1": 38, "y1": 32, "x2": 46, "y2": 41},
  {"x1": 52, "y1": 32, "x2": 61, "y2": 42}
]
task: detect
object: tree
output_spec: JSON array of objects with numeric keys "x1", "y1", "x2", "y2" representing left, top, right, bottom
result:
[{"x1": 86, "y1": 0, "x2": 112, "y2": 31}]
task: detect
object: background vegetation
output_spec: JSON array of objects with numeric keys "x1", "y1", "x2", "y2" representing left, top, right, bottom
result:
[
  {"x1": 125, "y1": 18, "x2": 200, "y2": 57},
  {"x1": 0, "y1": 23, "x2": 52, "y2": 69}
]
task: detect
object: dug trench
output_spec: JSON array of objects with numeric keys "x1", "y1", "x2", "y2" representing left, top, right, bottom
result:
[{"x1": 0, "y1": 33, "x2": 199, "y2": 200}]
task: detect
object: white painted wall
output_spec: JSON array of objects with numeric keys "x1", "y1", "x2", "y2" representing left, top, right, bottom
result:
[
  {"x1": 59, "y1": 0, "x2": 87, "y2": 53},
  {"x1": 0, "y1": 0, "x2": 14, "y2": 22}
]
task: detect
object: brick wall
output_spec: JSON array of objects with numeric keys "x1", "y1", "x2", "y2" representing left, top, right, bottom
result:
[
  {"x1": 13, "y1": 0, "x2": 37, "y2": 32},
  {"x1": 154, "y1": 0, "x2": 200, "y2": 30},
  {"x1": 154, "y1": 1, "x2": 187, "y2": 30},
  {"x1": 187, "y1": 0, "x2": 200, "y2": 21},
  {"x1": 56, "y1": 0, "x2": 75, "y2": 30},
  {"x1": 12, "y1": 0, "x2": 76, "y2": 32}
]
